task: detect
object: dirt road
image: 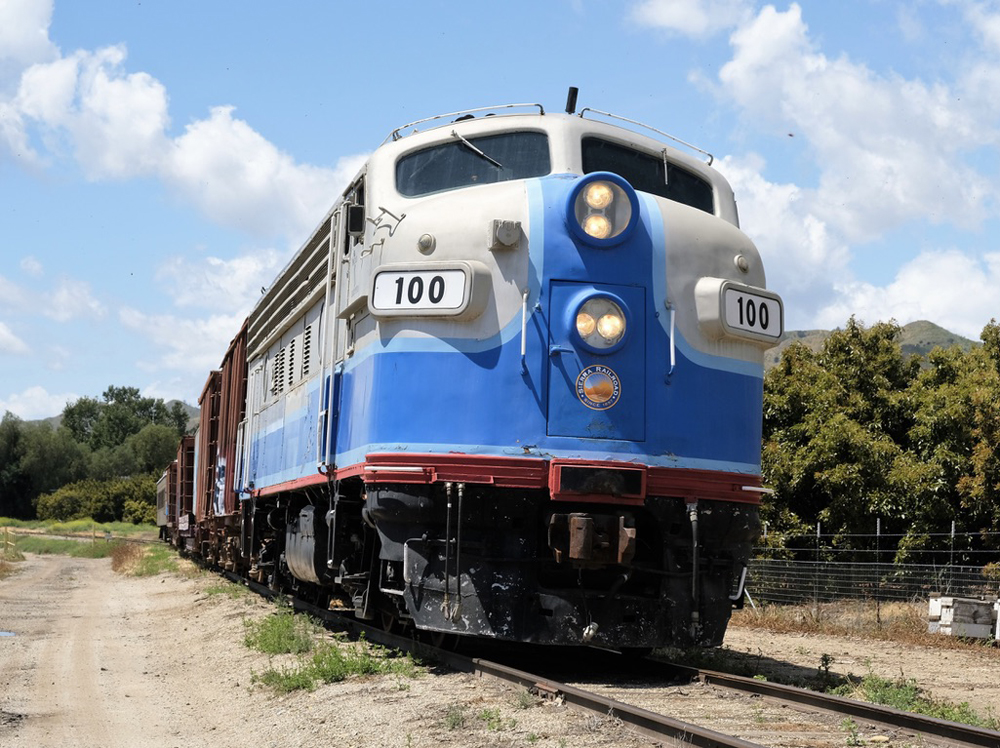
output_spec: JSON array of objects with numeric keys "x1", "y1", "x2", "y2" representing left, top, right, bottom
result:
[{"x1": 0, "y1": 554, "x2": 647, "y2": 748}]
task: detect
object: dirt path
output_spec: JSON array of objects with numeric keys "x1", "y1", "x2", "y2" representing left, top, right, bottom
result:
[{"x1": 0, "y1": 554, "x2": 649, "y2": 748}]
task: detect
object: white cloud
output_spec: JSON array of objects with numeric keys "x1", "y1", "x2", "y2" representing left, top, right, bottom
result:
[
  {"x1": 0, "y1": 321, "x2": 30, "y2": 355},
  {"x1": 119, "y1": 307, "x2": 247, "y2": 373},
  {"x1": 157, "y1": 248, "x2": 285, "y2": 312},
  {"x1": 0, "y1": 275, "x2": 30, "y2": 307},
  {"x1": 42, "y1": 277, "x2": 106, "y2": 322},
  {"x1": 20, "y1": 255, "x2": 43, "y2": 276},
  {"x1": 715, "y1": 153, "x2": 850, "y2": 328},
  {"x1": 816, "y1": 249, "x2": 1000, "y2": 339},
  {"x1": 0, "y1": 384, "x2": 77, "y2": 421},
  {"x1": 0, "y1": 0, "x2": 58, "y2": 90},
  {"x1": 2, "y1": 13, "x2": 363, "y2": 242},
  {"x1": 630, "y1": 0, "x2": 750, "y2": 37},
  {"x1": 162, "y1": 107, "x2": 363, "y2": 240},
  {"x1": 716, "y1": 4, "x2": 994, "y2": 243}
]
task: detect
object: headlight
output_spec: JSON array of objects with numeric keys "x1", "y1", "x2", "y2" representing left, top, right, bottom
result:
[
  {"x1": 576, "y1": 312, "x2": 596, "y2": 337},
  {"x1": 567, "y1": 173, "x2": 639, "y2": 247},
  {"x1": 584, "y1": 181, "x2": 614, "y2": 210},
  {"x1": 576, "y1": 297, "x2": 627, "y2": 349},
  {"x1": 583, "y1": 214, "x2": 612, "y2": 240},
  {"x1": 597, "y1": 313, "x2": 624, "y2": 341}
]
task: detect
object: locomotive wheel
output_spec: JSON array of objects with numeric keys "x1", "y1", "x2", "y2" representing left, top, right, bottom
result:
[
  {"x1": 379, "y1": 610, "x2": 398, "y2": 634},
  {"x1": 428, "y1": 630, "x2": 459, "y2": 651}
]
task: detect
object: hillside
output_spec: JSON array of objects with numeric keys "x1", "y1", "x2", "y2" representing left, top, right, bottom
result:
[{"x1": 764, "y1": 320, "x2": 978, "y2": 370}]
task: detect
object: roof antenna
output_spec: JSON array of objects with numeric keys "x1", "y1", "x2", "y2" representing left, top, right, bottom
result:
[{"x1": 565, "y1": 86, "x2": 579, "y2": 115}]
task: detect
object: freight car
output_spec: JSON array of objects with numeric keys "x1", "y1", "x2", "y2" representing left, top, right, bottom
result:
[{"x1": 160, "y1": 91, "x2": 783, "y2": 650}]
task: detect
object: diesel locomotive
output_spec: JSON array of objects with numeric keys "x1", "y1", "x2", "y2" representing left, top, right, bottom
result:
[{"x1": 157, "y1": 91, "x2": 783, "y2": 650}]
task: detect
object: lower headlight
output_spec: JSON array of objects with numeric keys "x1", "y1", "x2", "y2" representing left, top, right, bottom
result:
[{"x1": 576, "y1": 297, "x2": 626, "y2": 349}]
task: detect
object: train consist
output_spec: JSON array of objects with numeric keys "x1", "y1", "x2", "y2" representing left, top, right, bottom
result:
[{"x1": 157, "y1": 92, "x2": 783, "y2": 650}]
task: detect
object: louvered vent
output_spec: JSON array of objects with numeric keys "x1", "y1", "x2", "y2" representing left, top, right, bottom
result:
[
  {"x1": 302, "y1": 325, "x2": 312, "y2": 377},
  {"x1": 272, "y1": 348, "x2": 286, "y2": 395},
  {"x1": 287, "y1": 339, "x2": 296, "y2": 388}
]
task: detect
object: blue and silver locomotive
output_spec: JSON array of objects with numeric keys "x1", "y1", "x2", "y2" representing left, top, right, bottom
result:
[{"x1": 171, "y1": 92, "x2": 783, "y2": 650}]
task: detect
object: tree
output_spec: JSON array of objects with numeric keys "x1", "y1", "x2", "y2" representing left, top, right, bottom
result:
[
  {"x1": 127, "y1": 423, "x2": 180, "y2": 474},
  {"x1": 0, "y1": 412, "x2": 31, "y2": 518},
  {"x1": 20, "y1": 423, "x2": 90, "y2": 498},
  {"x1": 62, "y1": 385, "x2": 189, "y2": 453},
  {"x1": 761, "y1": 319, "x2": 921, "y2": 559}
]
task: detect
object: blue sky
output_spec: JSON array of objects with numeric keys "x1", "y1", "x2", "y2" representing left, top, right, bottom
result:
[{"x1": 2, "y1": 0, "x2": 999, "y2": 420}]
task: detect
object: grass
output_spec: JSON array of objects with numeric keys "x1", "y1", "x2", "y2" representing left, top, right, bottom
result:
[
  {"x1": 730, "y1": 599, "x2": 997, "y2": 653},
  {"x1": 250, "y1": 635, "x2": 421, "y2": 694},
  {"x1": 0, "y1": 517, "x2": 159, "y2": 540},
  {"x1": 244, "y1": 609, "x2": 320, "y2": 655},
  {"x1": 833, "y1": 670, "x2": 1000, "y2": 729},
  {"x1": 203, "y1": 580, "x2": 252, "y2": 600},
  {"x1": 13, "y1": 535, "x2": 119, "y2": 558},
  {"x1": 109, "y1": 541, "x2": 179, "y2": 576}
]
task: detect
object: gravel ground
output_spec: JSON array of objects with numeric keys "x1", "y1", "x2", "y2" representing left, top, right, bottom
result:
[{"x1": 1, "y1": 553, "x2": 997, "y2": 748}]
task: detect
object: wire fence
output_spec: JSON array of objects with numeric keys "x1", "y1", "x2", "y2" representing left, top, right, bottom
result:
[
  {"x1": 747, "y1": 559, "x2": 1000, "y2": 606},
  {"x1": 747, "y1": 524, "x2": 1000, "y2": 605}
]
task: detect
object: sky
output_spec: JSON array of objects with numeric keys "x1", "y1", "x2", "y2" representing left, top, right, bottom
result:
[{"x1": 2, "y1": 0, "x2": 1000, "y2": 420}]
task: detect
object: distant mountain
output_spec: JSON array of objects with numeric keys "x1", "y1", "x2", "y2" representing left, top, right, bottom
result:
[{"x1": 764, "y1": 320, "x2": 979, "y2": 370}]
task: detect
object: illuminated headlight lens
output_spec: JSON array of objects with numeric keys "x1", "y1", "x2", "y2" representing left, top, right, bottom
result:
[
  {"x1": 572, "y1": 178, "x2": 634, "y2": 245},
  {"x1": 597, "y1": 313, "x2": 625, "y2": 341},
  {"x1": 576, "y1": 312, "x2": 596, "y2": 337},
  {"x1": 576, "y1": 297, "x2": 626, "y2": 349},
  {"x1": 583, "y1": 214, "x2": 612, "y2": 239},
  {"x1": 584, "y1": 181, "x2": 614, "y2": 210}
]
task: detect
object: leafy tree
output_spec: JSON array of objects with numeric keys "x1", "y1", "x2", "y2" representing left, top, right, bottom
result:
[
  {"x1": 19, "y1": 422, "x2": 90, "y2": 498},
  {"x1": 36, "y1": 474, "x2": 157, "y2": 523},
  {"x1": 61, "y1": 386, "x2": 189, "y2": 453},
  {"x1": 762, "y1": 319, "x2": 920, "y2": 559},
  {"x1": 0, "y1": 412, "x2": 31, "y2": 518},
  {"x1": 126, "y1": 423, "x2": 180, "y2": 474},
  {"x1": 61, "y1": 396, "x2": 103, "y2": 446}
]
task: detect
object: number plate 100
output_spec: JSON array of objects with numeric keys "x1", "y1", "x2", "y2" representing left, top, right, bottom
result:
[
  {"x1": 723, "y1": 288, "x2": 782, "y2": 339},
  {"x1": 372, "y1": 269, "x2": 467, "y2": 312}
]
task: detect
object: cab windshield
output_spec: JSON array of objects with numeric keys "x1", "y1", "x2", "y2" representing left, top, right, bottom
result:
[
  {"x1": 396, "y1": 131, "x2": 551, "y2": 197},
  {"x1": 582, "y1": 137, "x2": 714, "y2": 214}
]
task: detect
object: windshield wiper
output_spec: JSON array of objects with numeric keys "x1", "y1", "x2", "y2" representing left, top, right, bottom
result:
[{"x1": 451, "y1": 130, "x2": 503, "y2": 169}]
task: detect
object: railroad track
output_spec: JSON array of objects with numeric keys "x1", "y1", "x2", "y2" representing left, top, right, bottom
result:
[{"x1": 223, "y1": 569, "x2": 1000, "y2": 748}]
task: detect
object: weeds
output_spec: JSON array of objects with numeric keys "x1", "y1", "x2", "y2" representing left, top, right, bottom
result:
[
  {"x1": 443, "y1": 704, "x2": 467, "y2": 730},
  {"x1": 832, "y1": 671, "x2": 1000, "y2": 730},
  {"x1": 841, "y1": 717, "x2": 861, "y2": 745},
  {"x1": 243, "y1": 609, "x2": 319, "y2": 655},
  {"x1": 512, "y1": 688, "x2": 538, "y2": 710},
  {"x1": 250, "y1": 633, "x2": 420, "y2": 694},
  {"x1": 203, "y1": 581, "x2": 251, "y2": 599},
  {"x1": 14, "y1": 535, "x2": 118, "y2": 558}
]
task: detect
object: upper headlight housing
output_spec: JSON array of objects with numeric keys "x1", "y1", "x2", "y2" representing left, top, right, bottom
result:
[{"x1": 567, "y1": 172, "x2": 639, "y2": 247}]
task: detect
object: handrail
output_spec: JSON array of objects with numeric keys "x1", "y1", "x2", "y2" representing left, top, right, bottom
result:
[
  {"x1": 385, "y1": 102, "x2": 545, "y2": 143},
  {"x1": 578, "y1": 107, "x2": 714, "y2": 164}
]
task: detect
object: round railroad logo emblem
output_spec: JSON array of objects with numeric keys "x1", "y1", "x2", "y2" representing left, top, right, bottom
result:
[{"x1": 575, "y1": 365, "x2": 621, "y2": 410}]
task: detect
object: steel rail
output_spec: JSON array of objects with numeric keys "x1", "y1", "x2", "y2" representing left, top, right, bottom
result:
[
  {"x1": 469, "y1": 657, "x2": 765, "y2": 748},
  {"x1": 666, "y1": 662, "x2": 1000, "y2": 748}
]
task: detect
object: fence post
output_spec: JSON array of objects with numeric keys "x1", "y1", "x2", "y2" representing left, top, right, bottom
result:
[
  {"x1": 876, "y1": 517, "x2": 882, "y2": 629},
  {"x1": 814, "y1": 522, "x2": 821, "y2": 618},
  {"x1": 949, "y1": 520, "x2": 955, "y2": 594}
]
